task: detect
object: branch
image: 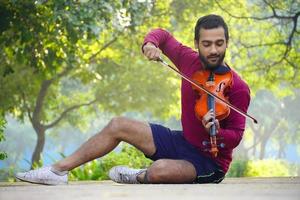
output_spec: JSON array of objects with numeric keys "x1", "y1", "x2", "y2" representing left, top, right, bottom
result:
[
  {"x1": 88, "y1": 5, "x2": 162, "y2": 64},
  {"x1": 44, "y1": 98, "x2": 98, "y2": 129},
  {"x1": 32, "y1": 67, "x2": 73, "y2": 123},
  {"x1": 285, "y1": 58, "x2": 300, "y2": 83},
  {"x1": 262, "y1": 0, "x2": 277, "y2": 18},
  {"x1": 215, "y1": 0, "x2": 295, "y2": 20},
  {"x1": 216, "y1": 0, "x2": 299, "y2": 50},
  {"x1": 246, "y1": 118, "x2": 283, "y2": 151},
  {"x1": 32, "y1": 28, "x2": 122, "y2": 129},
  {"x1": 239, "y1": 41, "x2": 287, "y2": 48},
  {"x1": 284, "y1": 57, "x2": 300, "y2": 69},
  {"x1": 48, "y1": 66, "x2": 73, "y2": 83},
  {"x1": 287, "y1": 11, "x2": 300, "y2": 47},
  {"x1": 88, "y1": 36, "x2": 118, "y2": 63},
  {"x1": 215, "y1": 0, "x2": 300, "y2": 71},
  {"x1": 240, "y1": 40, "x2": 291, "y2": 71}
]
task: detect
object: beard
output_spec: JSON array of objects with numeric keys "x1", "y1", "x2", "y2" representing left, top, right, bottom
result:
[{"x1": 198, "y1": 50, "x2": 226, "y2": 70}]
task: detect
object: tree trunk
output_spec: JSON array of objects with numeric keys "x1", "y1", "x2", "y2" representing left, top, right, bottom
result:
[
  {"x1": 238, "y1": 141, "x2": 249, "y2": 160},
  {"x1": 31, "y1": 123, "x2": 45, "y2": 169},
  {"x1": 248, "y1": 123, "x2": 262, "y2": 158},
  {"x1": 277, "y1": 140, "x2": 285, "y2": 159},
  {"x1": 253, "y1": 135, "x2": 257, "y2": 157},
  {"x1": 259, "y1": 139, "x2": 267, "y2": 159}
]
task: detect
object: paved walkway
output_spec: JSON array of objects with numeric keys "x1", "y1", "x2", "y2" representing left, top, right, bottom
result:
[{"x1": 1, "y1": 177, "x2": 299, "y2": 200}]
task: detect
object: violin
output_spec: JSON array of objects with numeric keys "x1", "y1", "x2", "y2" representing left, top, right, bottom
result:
[
  {"x1": 156, "y1": 58, "x2": 258, "y2": 157},
  {"x1": 192, "y1": 68, "x2": 232, "y2": 121},
  {"x1": 192, "y1": 67, "x2": 233, "y2": 157}
]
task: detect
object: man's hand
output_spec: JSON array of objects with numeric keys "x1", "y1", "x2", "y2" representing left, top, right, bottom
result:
[
  {"x1": 201, "y1": 109, "x2": 220, "y2": 134},
  {"x1": 143, "y1": 42, "x2": 162, "y2": 61}
]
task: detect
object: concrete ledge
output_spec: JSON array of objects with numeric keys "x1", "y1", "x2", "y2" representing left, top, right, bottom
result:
[{"x1": 1, "y1": 177, "x2": 299, "y2": 200}]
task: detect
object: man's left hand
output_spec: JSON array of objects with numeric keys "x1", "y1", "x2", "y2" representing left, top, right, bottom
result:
[{"x1": 201, "y1": 109, "x2": 220, "y2": 134}]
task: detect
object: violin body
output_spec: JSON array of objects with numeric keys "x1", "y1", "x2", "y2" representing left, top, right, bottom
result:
[
  {"x1": 192, "y1": 69, "x2": 233, "y2": 122},
  {"x1": 192, "y1": 68, "x2": 233, "y2": 157}
]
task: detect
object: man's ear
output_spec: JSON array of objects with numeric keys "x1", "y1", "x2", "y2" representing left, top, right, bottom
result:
[{"x1": 194, "y1": 40, "x2": 199, "y2": 49}]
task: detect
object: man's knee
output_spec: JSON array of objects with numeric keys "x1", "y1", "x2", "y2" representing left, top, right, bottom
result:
[
  {"x1": 147, "y1": 159, "x2": 197, "y2": 183},
  {"x1": 106, "y1": 116, "x2": 130, "y2": 138},
  {"x1": 147, "y1": 160, "x2": 169, "y2": 183}
]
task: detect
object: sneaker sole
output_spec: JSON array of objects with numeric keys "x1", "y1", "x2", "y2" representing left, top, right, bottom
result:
[{"x1": 15, "y1": 174, "x2": 67, "y2": 186}]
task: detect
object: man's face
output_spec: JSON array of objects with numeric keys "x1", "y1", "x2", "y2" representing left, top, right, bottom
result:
[{"x1": 195, "y1": 27, "x2": 228, "y2": 70}]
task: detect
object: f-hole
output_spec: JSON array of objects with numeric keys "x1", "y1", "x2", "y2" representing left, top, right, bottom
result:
[{"x1": 216, "y1": 82, "x2": 226, "y2": 92}]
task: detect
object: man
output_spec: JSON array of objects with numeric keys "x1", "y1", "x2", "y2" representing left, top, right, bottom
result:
[{"x1": 15, "y1": 14, "x2": 250, "y2": 185}]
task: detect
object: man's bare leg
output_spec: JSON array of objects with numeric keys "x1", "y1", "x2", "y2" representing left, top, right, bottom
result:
[
  {"x1": 137, "y1": 159, "x2": 197, "y2": 183},
  {"x1": 17, "y1": 116, "x2": 197, "y2": 184},
  {"x1": 52, "y1": 116, "x2": 156, "y2": 172}
]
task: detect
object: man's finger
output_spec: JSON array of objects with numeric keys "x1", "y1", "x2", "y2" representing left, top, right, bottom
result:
[
  {"x1": 144, "y1": 50, "x2": 151, "y2": 59},
  {"x1": 203, "y1": 109, "x2": 214, "y2": 120},
  {"x1": 154, "y1": 51, "x2": 161, "y2": 59},
  {"x1": 205, "y1": 121, "x2": 214, "y2": 129},
  {"x1": 215, "y1": 119, "x2": 220, "y2": 130},
  {"x1": 203, "y1": 114, "x2": 214, "y2": 124}
]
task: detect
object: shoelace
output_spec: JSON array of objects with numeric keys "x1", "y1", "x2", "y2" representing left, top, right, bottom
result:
[{"x1": 119, "y1": 172, "x2": 136, "y2": 183}]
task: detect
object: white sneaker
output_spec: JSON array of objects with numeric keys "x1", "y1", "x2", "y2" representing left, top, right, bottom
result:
[
  {"x1": 109, "y1": 166, "x2": 146, "y2": 184},
  {"x1": 15, "y1": 166, "x2": 68, "y2": 185}
]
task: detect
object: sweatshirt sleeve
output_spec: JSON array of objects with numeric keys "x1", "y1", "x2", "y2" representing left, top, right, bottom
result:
[
  {"x1": 142, "y1": 28, "x2": 194, "y2": 70},
  {"x1": 217, "y1": 88, "x2": 251, "y2": 149}
]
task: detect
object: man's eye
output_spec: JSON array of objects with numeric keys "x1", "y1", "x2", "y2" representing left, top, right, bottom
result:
[
  {"x1": 217, "y1": 41, "x2": 224, "y2": 46},
  {"x1": 202, "y1": 43, "x2": 210, "y2": 47}
]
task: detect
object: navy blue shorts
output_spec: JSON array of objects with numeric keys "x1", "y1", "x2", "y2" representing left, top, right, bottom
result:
[{"x1": 146, "y1": 123, "x2": 225, "y2": 184}]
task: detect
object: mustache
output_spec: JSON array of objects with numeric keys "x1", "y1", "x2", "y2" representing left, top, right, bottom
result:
[{"x1": 207, "y1": 54, "x2": 220, "y2": 58}]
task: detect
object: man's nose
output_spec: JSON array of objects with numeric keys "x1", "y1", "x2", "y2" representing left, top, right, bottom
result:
[{"x1": 210, "y1": 45, "x2": 218, "y2": 54}]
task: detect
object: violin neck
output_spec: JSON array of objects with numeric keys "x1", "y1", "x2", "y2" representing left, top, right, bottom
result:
[
  {"x1": 207, "y1": 71, "x2": 217, "y2": 136},
  {"x1": 208, "y1": 93, "x2": 216, "y2": 136}
]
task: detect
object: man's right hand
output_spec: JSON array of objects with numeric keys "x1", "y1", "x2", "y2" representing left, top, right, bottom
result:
[{"x1": 143, "y1": 42, "x2": 162, "y2": 61}]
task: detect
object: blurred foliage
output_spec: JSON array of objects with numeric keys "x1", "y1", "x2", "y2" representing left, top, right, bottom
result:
[
  {"x1": 237, "y1": 89, "x2": 300, "y2": 160},
  {"x1": 0, "y1": 112, "x2": 7, "y2": 160},
  {"x1": 0, "y1": 166, "x2": 15, "y2": 182},
  {"x1": 244, "y1": 160, "x2": 290, "y2": 177},
  {"x1": 69, "y1": 144, "x2": 152, "y2": 181},
  {"x1": 31, "y1": 156, "x2": 44, "y2": 169},
  {"x1": 227, "y1": 159, "x2": 299, "y2": 177},
  {"x1": 226, "y1": 159, "x2": 248, "y2": 177}
]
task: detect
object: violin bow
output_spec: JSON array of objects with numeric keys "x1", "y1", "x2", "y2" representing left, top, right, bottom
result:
[{"x1": 157, "y1": 57, "x2": 258, "y2": 124}]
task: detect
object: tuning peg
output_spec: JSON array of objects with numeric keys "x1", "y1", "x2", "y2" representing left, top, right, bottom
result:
[
  {"x1": 218, "y1": 143, "x2": 225, "y2": 148},
  {"x1": 202, "y1": 140, "x2": 209, "y2": 146},
  {"x1": 202, "y1": 141, "x2": 225, "y2": 148}
]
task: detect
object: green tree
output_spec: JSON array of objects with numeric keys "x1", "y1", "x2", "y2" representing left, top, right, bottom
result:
[{"x1": 0, "y1": 0, "x2": 177, "y2": 168}]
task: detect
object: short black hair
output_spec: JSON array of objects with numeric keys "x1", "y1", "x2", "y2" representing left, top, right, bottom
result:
[{"x1": 194, "y1": 14, "x2": 229, "y2": 42}]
